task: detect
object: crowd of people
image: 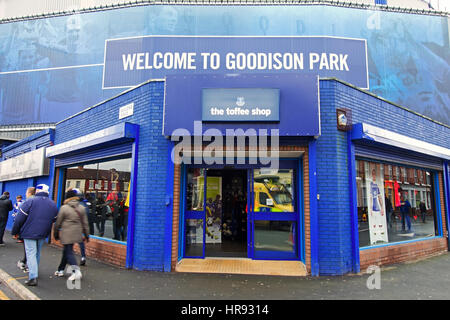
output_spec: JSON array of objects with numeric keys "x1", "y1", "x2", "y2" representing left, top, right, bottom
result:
[
  {"x1": 85, "y1": 192, "x2": 128, "y2": 242},
  {"x1": 0, "y1": 184, "x2": 91, "y2": 287}
]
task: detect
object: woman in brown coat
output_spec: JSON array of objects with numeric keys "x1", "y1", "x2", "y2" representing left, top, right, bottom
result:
[{"x1": 53, "y1": 188, "x2": 89, "y2": 281}]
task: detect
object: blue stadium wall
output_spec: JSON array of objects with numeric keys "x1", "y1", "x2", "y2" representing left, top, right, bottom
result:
[{"x1": 0, "y1": 5, "x2": 448, "y2": 126}]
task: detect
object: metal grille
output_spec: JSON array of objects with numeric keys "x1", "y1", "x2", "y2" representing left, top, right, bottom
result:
[
  {"x1": 354, "y1": 141, "x2": 443, "y2": 170},
  {"x1": 54, "y1": 141, "x2": 133, "y2": 167}
]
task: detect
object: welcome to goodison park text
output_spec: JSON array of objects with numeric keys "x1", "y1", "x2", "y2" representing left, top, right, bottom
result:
[{"x1": 121, "y1": 51, "x2": 350, "y2": 72}]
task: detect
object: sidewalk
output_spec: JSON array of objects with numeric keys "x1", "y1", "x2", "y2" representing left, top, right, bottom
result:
[{"x1": 1, "y1": 231, "x2": 450, "y2": 300}]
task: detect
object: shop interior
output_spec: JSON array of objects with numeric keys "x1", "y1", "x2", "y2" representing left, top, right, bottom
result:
[{"x1": 204, "y1": 169, "x2": 247, "y2": 258}]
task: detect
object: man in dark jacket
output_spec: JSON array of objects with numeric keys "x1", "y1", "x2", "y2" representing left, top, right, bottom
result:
[
  {"x1": 0, "y1": 191, "x2": 13, "y2": 246},
  {"x1": 12, "y1": 184, "x2": 58, "y2": 286}
]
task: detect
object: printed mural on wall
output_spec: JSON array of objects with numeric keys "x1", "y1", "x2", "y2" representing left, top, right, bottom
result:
[{"x1": 0, "y1": 5, "x2": 448, "y2": 126}]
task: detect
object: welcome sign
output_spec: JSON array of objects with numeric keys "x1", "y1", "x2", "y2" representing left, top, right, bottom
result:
[
  {"x1": 103, "y1": 36, "x2": 368, "y2": 89},
  {"x1": 202, "y1": 88, "x2": 280, "y2": 122}
]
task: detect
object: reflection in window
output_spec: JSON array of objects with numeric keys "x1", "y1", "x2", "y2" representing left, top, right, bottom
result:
[
  {"x1": 64, "y1": 158, "x2": 131, "y2": 242},
  {"x1": 185, "y1": 219, "x2": 204, "y2": 257},
  {"x1": 253, "y1": 169, "x2": 294, "y2": 212},
  {"x1": 356, "y1": 159, "x2": 438, "y2": 248},
  {"x1": 186, "y1": 168, "x2": 205, "y2": 211},
  {"x1": 254, "y1": 220, "x2": 295, "y2": 253}
]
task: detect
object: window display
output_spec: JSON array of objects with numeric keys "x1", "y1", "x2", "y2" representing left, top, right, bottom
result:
[
  {"x1": 185, "y1": 168, "x2": 205, "y2": 256},
  {"x1": 356, "y1": 159, "x2": 438, "y2": 248},
  {"x1": 186, "y1": 168, "x2": 204, "y2": 212},
  {"x1": 64, "y1": 158, "x2": 132, "y2": 242}
]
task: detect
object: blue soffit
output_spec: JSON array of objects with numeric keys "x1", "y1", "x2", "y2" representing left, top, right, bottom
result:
[
  {"x1": 351, "y1": 123, "x2": 450, "y2": 161},
  {"x1": 46, "y1": 122, "x2": 138, "y2": 158}
]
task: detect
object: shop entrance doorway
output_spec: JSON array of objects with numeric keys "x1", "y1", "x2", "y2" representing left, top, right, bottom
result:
[
  {"x1": 183, "y1": 160, "x2": 301, "y2": 262},
  {"x1": 205, "y1": 169, "x2": 247, "y2": 258}
]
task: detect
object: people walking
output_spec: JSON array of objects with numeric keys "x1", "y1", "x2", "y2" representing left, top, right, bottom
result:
[
  {"x1": 84, "y1": 194, "x2": 96, "y2": 236},
  {"x1": 11, "y1": 184, "x2": 58, "y2": 286},
  {"x1": 95, "y1": 196, "x2": 106, "y2": 237},
  {"x1": 71, "y1": 188, "x2": 89, "y2": 266},
  {"x1": 419, "y1": 201, "x2": 427, "y2": 223},
  {"x1": 53, "y1": 189, "x2": 89, "y2": 281},
  {"x1": 400, "y1": 194, "x2": 412, "y2": 233},
  {"x1": 14, "y1": 187, "x2": 36, "y2": 273},
  {"x1": 385, "y1": 195, "x2": 394, "y2": 228},
  {"x1": 0, "y1": 192, "x2": 13, "y2": 246},
  {"x1": 12, "y1": 195, "x2": 24, "y2": 228}
]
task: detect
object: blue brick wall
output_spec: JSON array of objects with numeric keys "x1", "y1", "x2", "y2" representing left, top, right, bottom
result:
[
  {"x1": 316, "y1": 80, "x2": 450, "y2": 275},
  {"x1": 1, "y1": 129, "x2": 54, "y2": 231},
  {"x1": 54, "y1": 81, "x2": 168, "y2": 271},
  {"x1": 332, "y1": 81, "x2": 449, "y2": 148},
  {"x1": 2, "y1": 129, "x2": 54, "y2": 160},
  {"x1": 316, "y1": 81, "x2": 353, "y2": 275}
]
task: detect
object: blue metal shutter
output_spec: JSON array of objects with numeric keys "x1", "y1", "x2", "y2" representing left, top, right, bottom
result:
[
  {"x1": 55, "y1": 142, "x2": 133, "y2": 168},
  {"x1": 354, "y1": 141, "x2": 443, "y2": 170}
]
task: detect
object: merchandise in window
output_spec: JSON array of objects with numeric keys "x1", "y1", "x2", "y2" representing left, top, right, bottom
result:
[
  {"x1": 356, "y1": 159, "x2": 439, "y2": 248},
  {"x1": 186, "y1": 168, "x2": 205, "y2": 212},
  {"x1": 63, "y1": 158, "x2": 132, "y2": 242}
]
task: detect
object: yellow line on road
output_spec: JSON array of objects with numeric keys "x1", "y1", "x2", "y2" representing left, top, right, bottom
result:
[
  {"x1": 6, "y1": 276, "x2": 28, "y2": 282},
  {"x1": 0, "y1": 289, "x2": 11, "y2": 300}
]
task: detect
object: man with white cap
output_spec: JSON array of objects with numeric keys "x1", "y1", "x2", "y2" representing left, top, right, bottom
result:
[{"x1": 12, "y1": 184, "x2": 58, "y2": 286}]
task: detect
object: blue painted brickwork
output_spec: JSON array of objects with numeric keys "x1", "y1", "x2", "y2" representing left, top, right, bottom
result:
[
  {"x1": 2, "y1": 129, "x2": 54, "y2": 160},
  {"x1": 331, "y1": 81, "x2": 449, "y2": 149},
  {"x1": 316, "y1": 80, "x2": 450, "y2": 275},
  {"x1": 316, "y1": 81, "x2": 353, "y2": 275},
  {"x1": 1, "y1": 129, "x2": 54, "y2": 230},
  {"x1": 54, "y1": 81, "x2": 168, "y2": 271}
]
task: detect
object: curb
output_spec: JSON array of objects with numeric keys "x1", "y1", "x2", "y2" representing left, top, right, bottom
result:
[{"x1": 0, "y1": 268, "x2": 40, "y2": 300}]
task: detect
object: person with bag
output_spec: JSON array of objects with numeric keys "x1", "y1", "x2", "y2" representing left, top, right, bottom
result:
[{"x1": 53, "y1": 189, "x2": 89, "y2": 281}]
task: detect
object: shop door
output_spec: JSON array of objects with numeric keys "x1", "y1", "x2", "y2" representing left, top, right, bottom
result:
[
  {"x1": 183, "y1": 163, "x2": 300, "y2": 260},
  {"x1": 184, "y1": 168, "x2": 207, "y2": 258},
  {"x1": 205, "y1": 169, "x2": 247, "y2": 258},
  {"x1": 248, "y1": 163, "x2": 299, "y2": 260},
  {"x1": 183, "y1": 167, "x2": 248, "y2": 259}
]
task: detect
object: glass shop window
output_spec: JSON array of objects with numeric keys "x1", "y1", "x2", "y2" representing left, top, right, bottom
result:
[
  {"x1": 355, "y1": 159, "x2": 439, "y2": 249},
  {"x1": 63, "y1": 157, "x2": 132, "y2": 242},
  {"x1": 186, "y1": 168, "x2": 205, "y2": 212},
  {"x1": 184, "y1": 168, "x2": 205, "y2": 257},
  {"x1": 253, "y1": 169, "x2": 295, "y2": 212}
]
